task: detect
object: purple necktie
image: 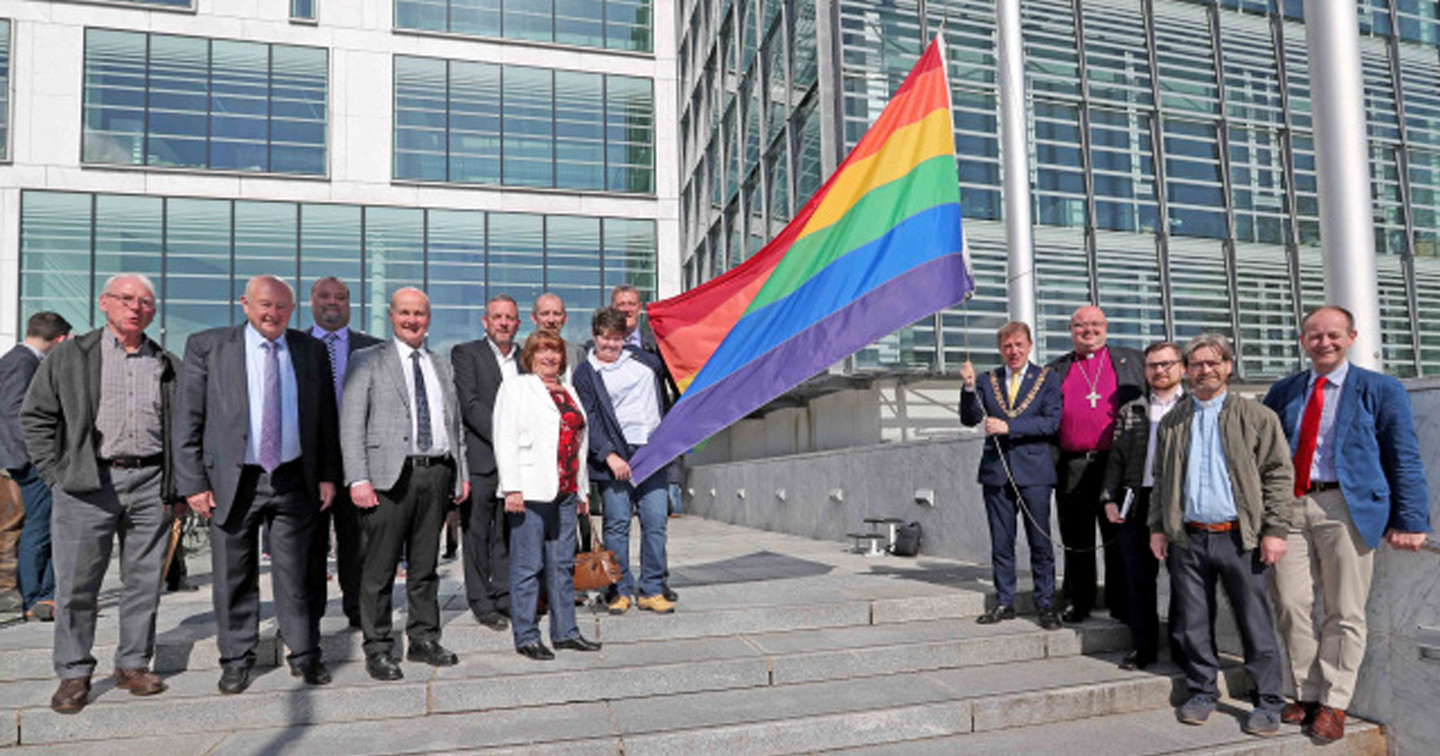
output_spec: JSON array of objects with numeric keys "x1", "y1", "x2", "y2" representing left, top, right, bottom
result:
[
  {"x1": 259, "y1": 340, "x2": 282, "y2": 473},
  {"x1": 324, "y1": 331, "x2": 342, "y2": 405}
]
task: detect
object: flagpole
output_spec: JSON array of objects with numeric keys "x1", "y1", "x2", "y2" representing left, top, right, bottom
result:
[{"x1": 995, "y1": 0, "x2": 1037, "y2": 329}]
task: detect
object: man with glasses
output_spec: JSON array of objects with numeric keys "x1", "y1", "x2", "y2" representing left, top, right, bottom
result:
[
  {"x1": 21, "y1": 275, "x2": 182, "y2": 713},
  {"x1": 1097, "y1": 341, "x2": 1183, "y2": 670},
  {"x1": 1047, "y1": 306, "x2": 1145, "y2": 623},
  {"x1": 1149, "y1": 334, "x2": 1291, "y2": 737}
]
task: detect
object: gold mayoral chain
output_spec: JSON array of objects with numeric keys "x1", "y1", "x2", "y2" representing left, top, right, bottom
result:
[{"x1": 989, "y1": 368, "x2": 1051, "y2": 419}]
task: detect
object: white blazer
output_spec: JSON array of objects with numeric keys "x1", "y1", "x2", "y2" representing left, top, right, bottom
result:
[{"x1": 493, "y1": 374, "x2": 590, "y2": 503}]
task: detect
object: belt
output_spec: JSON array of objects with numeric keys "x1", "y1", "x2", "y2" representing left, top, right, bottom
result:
[
  {"x1": 1184, "y1": 520, "x2": 1239, "y2": 533},
  {"x1": 1307, "y1": 481, "x2": 1340, "y2": 494},
  {"x1": 103, "y1": 454, "x2": 163, "y2": 469},
  {"x1": 1060, "y1": 450, "x2": 1104, "y2": 462},
  {"x1": 408, "y1": 455, "x2": 452, "y2": 468}
]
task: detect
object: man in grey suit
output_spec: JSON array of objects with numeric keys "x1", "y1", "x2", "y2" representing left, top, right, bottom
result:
[
  {"x1": 177, "y1": 275, "x2": 341, "y2": 693},
  {"x1": 22, "y1": 274, "x2": 179, "y2": 713},
  {"x1": 343, "y1": 287, "x2": 469, "y2": 681},
  {"x1": 452, "y1": 294, "x2": 521, "y2": 630},
  {"x1": 308, "y1": 276, "x2": 383, "y2": 628},
  {"x1": 1, "y1": 312, "x2": 72, "y2": 618}
]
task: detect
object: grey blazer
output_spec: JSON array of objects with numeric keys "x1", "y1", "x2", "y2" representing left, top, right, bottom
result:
[{"x1": 341, "y1": 339, "x2": 468, "y2": 498}]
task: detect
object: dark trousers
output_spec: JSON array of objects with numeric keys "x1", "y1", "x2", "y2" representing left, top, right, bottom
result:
[
  {"x1": 359, "y1": 459, "x2": 450, "y2": 657},
  {"x1": 1057, "y1": 452, "x2": 1127, "y2": 618},
  {"x1": 982, "y1": 483, "x2": 1056, "y2": 609},
  {"x1": 1116, "y1": 487, "x2": 1160, "y2": 661},
  {"x1": 1169, "y1": 529, "x2": 1284, "y2": 710},
  {"x1": 461, "y1": 472, "x2": 510, "y2": 617},
  {"x1": 310, "y1": 487, "x2": 365, "y2": 624},
  {"x1": 12, "y1": 465, "x2": 56, "y2": 608},
  {"x1": 507, "y1": 494, "x2": 580, "y2": 648},
  {"x1": 211, "y1": 461, "x2": 320, "y2": 668}
]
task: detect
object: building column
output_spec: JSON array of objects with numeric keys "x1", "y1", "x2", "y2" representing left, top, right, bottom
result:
[
  {"x1": 1304, "y1": 0, "x2": 1383, "y2": 369},
  {"x1": 995, "y1": 0, "x2": 1036, "y2": 328}
]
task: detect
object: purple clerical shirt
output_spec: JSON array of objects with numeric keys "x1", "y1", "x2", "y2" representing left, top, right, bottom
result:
[{"x1": 1058, "y1": 347, "x2": 1120, "y2": 453}]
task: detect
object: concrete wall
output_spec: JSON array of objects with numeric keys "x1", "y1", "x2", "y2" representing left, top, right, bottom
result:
[{"x1": 684, "y1": 378, "x2": 1440, "y2": 755}]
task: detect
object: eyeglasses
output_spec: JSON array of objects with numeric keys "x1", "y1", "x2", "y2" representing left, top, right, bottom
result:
[
  {"x1": 104, "y1": 292, "x2": 156, "y2": 310},
  {"x1": 1146, "y1": 360, "x2": 1180, "y2": 371}
]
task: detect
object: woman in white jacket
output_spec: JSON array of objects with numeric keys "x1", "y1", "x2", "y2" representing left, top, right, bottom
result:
[{"x1": 493, "y1": 330, "x2": 601, "y2": 660}]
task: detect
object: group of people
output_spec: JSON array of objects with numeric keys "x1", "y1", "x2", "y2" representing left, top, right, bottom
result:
[
  {"x1": 3, "y1": 272, "x2": 678, "y2": 714},
  {"x1": 960, "y1": 305, "x2": 1429, "y2": 740}
]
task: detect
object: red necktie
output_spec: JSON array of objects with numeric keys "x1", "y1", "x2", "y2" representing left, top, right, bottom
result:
[{"x1": 1292, "y1": 375, "x2": 1327, "y2": 497}]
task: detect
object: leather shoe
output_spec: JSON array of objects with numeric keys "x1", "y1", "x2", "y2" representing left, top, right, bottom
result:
[
  {"x1": 474, "y1": 611, "x2": 509, "y2": 631},
  {"x1": 662, "y1": 584, "x2": 679, "y2": 603},
  {"x1": 554, "y1": 635, "x2": 602, "y2": 652},
  {"x1": 1037, "y1": 607, "x2": 1062, "y2": 630},
  {"x1": 516, "y1": 643, "x2": 555, "y2": 661},
  {"x1": 1282, "y1": 700, "x2": 1318, "y2": 726},
  {"x1": 1061, "y1": 607, "x2": 1089, "y2": 623},
  {"x1": 1307, "y1": 705, "x2": 1345, "y2": 742},
  {"x1": 291, "y1": 660, "x2": 332, "y2": 686},
  {"x1": 166, "y1": 579, "x2": 200, "y2": 593},
  {"x1": 113, "y1": 667, "x2": 166, "y2": 696},
  {"x1": 976, "y1": 605, "x2": 1015, "y2": 624},
  {"x1": 406, "y1": 640, "x2": 458, "y2": 667},
  {"x1": 50, "y1": 676, "x2": 91, "y2": 714},
  {"x1": 365, "y1": 653, "x2": 404, "y2": 681},
  {"x1": 1118, "y1": 651, "x2": 1154, "y2": 671},
  {"x1": 218, "y1": 664, "x2": 253, "y2": 695}
]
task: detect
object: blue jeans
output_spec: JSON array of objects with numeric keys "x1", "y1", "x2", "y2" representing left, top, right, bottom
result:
[
  {"x1": 507, "y1": 494, "x2": 580, "y2": 648},
  {"x1": 601, "y1": 475, "x2": 668, "y2": 598},
  {"x1": 668, "y1": 483, "x2": 683, "y2": 515},
  {"x1": 11, "y1": 465, "x2": 55, "y2": 609}
]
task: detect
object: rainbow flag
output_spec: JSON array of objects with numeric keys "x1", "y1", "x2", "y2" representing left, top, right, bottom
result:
[{"x1": 629, "y1": 36, "x2": 972, "y2": 483}]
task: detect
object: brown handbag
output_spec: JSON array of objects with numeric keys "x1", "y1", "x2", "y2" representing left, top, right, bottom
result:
[{"x1": 574, "y1": 516, "x2": 622, "y2": 591}]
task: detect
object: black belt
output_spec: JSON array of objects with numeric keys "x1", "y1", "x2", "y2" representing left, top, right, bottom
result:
[
  {"x1": 1060, "y1": 450, "x2": 1105, "y2": 462},
  {"x1": 102, "y1": 454, "x2": 162, "y2": 469},
  {"x1": 1307, "y1": 481, "x2": 1340, "y2": 494},
  {"x1": 408, "y1": 455, "x2": 452, "y2": 468}
]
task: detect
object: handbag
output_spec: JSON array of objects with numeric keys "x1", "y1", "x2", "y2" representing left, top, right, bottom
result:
[
  {"x1": 574, "y1": 516, "x2": 622, "y2": 591},
  {"x1": 890, "y1": 521, "x2": 922, "y2": 557}
]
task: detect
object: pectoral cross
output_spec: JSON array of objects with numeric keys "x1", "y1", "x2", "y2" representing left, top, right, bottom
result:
[{"x1": 1086, "y1": 390, "x2": 1102, "y2": 409}]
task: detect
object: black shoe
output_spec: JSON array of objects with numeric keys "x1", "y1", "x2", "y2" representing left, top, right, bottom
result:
[
  {"x1": 1119, "y1": 651, "x2": 1156, "y2": 670},
  {"x1": 406, "y1": 640, "x2": 459, "y2": 667},
  {"x1": 1061, "y1": 607, "x2": 1090, "y2": 624},
  {"x1": 365, "y1": 653, "x2": 404, "y2": 681},
  {"x1": 516, "y1": 643, "x2": 555, "y2": 661},
  {"x1": 554, "y1": 635, "x2": 602, "y2": 652},
  {"x1": 474, "y1": 611, "x2": 509, "y2": 631},
  {"x1": 166, "y1": 579, "x2": 200, "y2": 593},
  {"x1": 218, "y1": 664, "x2": 253, "y2": 695},
  {"x1": 662, "y1": 584, "x2": 679, "y2": 603},
  {"x1": 976, "y1": 605, "x2": 1016, "y2": 624},
  {"x1": 346, "y1": 615, "x2": 363, "y2": 630},
  {"x1": 291, "y1": 659, "x2": 333, "y2": 685},
  {"x1": 1037, "y1": 607, "x2": 1063, "y2": 630}
]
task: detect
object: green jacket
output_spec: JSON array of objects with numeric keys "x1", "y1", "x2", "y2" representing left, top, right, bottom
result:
[{"x1": 1147, "y1": 391, "x2": 1293, "y2": 551}]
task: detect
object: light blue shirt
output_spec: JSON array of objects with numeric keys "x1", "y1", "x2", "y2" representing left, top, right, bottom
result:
[
  {"x1": 589, "y1": 350, "x2": 662, "y2": 445},
  {"x1": 310, "y1": 325, "x2": 348, "y2": 408},
  {"x1": 1303, "y1": 359, "x2": 1349, "y2": 484},
  {"x1": 1183, "y1": 391, "x2": 1237, "y2": 524},
  {"x1": 244, "y1": 324, "x2": 301, "y2": 467}
]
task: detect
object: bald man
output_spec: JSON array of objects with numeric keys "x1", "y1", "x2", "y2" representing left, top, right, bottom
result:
[
  {"x1": 531, "y1": 292, "x2": 585, "y2": 379},
  {"x1": 177, "y1": 275, "x2": 341, "y2": 693}
]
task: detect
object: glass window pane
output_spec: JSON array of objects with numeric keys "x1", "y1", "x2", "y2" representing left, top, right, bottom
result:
[
  {"x1": 165, "y1": 198, "x2": 233, "y2": 349},
  {"x1": 234, "y1": 202, "x2": 298, "y2": 324},
  {"x1": 210, "y1": 41, "x2": 270, "y2": 172},
  {"x1": 300, "y1": 204, "x2": 364, "y2": 328},
  {"x1": 363, "y1": 207, "x2": 425, "y2": 337},
  {"x1": 602, "y1": 217, "x2": 656, "y2": 302},
  {"x1": 544, "y1": 215, "x2": 602, "y2": 345},
  {"x1": 426, "y1": 209, "x2": 487, "y2": 353},
  {"x1": 291, "y1": 0, "x2": 316, "y2": 21},
  {"x1": 84, "y1": 29, "x2": 148, "y2": 165},
  {"x1": 269, "y1": 45, "x2": 328, "y2": 175},
  {"x1": 488, "y1": 213, "x2": 546, "y2": 311},
  {"x1": 449, "y1": 60, "x2": 502, "y2": 184},
  {"x1": 452, "y1": 0, "x2": 502, "y2": 37},
  {"x1": 1, "y1": 19, "x2": 11, "y2": 162},
  {"x1": 555, "y1": 0, "x2": 604, "y2": 48},
  {"x1": 394, "y1": 56, "x2": 449, "y2": 181},
  {"x1": 396, "y1": 0, "x2": 450, "y2": 33},
  {"x1": 502, "y1": 66, "x2": 555, "y2": 187},
  {"x1": 21, "y1": 192, "x2": 95, "y2": 332},
  {"x1": 504, "y1": 0, "x2": 554, "y2": 43},
  {"x1": 146, "y1": 34, "x2": 209, "y2": 169},
  {"x1": 606, "y1": 0, "x2": 651, "y2": 52},
  {"x1": 555, "y1": 70, "x2": 605, "y2": 190}
]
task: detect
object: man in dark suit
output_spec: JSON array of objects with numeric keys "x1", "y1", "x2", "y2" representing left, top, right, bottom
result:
[
  {"x1": 960, "y1": 322, "x2": 1062, "y2": 629},
  {"x1": 177, "y1": 275, "x2": 340, "y2": 694},
  {"x1": 531, "y1": 292, "x2": 586, "y2": 379},
  {"x1": 307, "y1": 276, "x2": 382, "y2": 628},
  {"x1": 1, "y1": 312, "x2": 72, "y2": 618},
  {"x1": 1262, "y1": 306, "x2": 1431, "y2": 742},
  {"x1": 1046, "y1": 305, "x2": 1145, "y2": 623},
  {"x1": 452, "y1": 294, "x2": 521, "y2": 630}
]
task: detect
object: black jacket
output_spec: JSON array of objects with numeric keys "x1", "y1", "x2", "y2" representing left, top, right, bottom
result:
[
  {"x1": 0, "y1": 345, "x2": 42, "y2": 470},
  {"x1": 452, "y1": 338, "x2": 524, "y2": 478}
]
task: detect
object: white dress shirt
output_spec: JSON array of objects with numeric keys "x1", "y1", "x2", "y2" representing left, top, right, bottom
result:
[
  {"x1": 244, "y1": 324, "x2": 301, "y2": 466},
  {"x1": 1305, "y1": 359, "x2": 1349, "y2": 484},
  {"x1": 488, "y1": 337, "x2": 519, "y2": 382},
  {"x1": 395, "y1": 337, "x2": 451, "y2": 457},
  {"x1": 1142, "y1": 389, "x2": 1183, "y2": 487}
]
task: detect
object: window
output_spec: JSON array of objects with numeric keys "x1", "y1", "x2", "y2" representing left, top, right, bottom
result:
[
  {"x1": 291, "y1": 0, "x2": 317, "y2": 22},
  {"x1": 0, "y1": 19, "x2": 10, "y2": 162},
  {"x1": 83, "y1": 29, "x2": 328, "y2": 175},
  {"x1": 393, "y1": 0, "x2": 652, "y2": 53},
  {"x1": 393, "y1": 55, "x2": 653, "y2": 193}
]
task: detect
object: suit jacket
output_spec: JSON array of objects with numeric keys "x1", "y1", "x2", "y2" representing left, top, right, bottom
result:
[
  {"x1": 493, "y1": 374, "x2": 589, "y2": 503},
  {"x1": 959, "y1": 364, "x2": 1062, "y2": 487},
  {"x1": 452, "y1": 338, "x2": 523, "y2": 478},
  {"x1": 0, "y1": 345, "x2": 42, "y2": 470},
  {"x1": 1047, "y1": 344, "x2": 1146, "y2": 412},
  {"x1": 572, "y1": 346, "x2": 671, "y2": 482},
  {"x1": 175, "y1": 325, "x2": 341, "y2": 524},
  {"x1": 21, "y1": 328, "x2": 181, "y2": 500},
  {"x1": 342, "y1": 339, "x2": 468, "y2": 498},
  {"x1": 1262, "y1": 364, "x2": 1431, "y2": 547}
]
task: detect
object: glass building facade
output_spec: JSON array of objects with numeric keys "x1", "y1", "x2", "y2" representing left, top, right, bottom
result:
[
  {"x1": 1, "y1": 19, "x2": 10, "y2": 163},
  {"x1": 677, "y1": 0, "x2": 1440, "y2": 378},
  {"x1": 394, "y1": 0, "x2": 653, "y2": 53}
]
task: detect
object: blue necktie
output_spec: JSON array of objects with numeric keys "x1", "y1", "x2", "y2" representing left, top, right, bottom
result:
[
  {"x1": 412, "y1": 351, "x2": 432, "y2": 452},
  {"x1": 323, "y1": 331, "x2": 341, "y2": 405},
  {"x1": 259, "y1": 341, "x2": 282, "y2": 472}
]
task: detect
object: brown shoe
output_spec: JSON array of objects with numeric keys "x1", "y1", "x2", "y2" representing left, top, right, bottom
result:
[
  {"x1": 26, "y1": 599, "x2": 55, "y2": 622},
  {"x1": 1307, "y1": 705, "x2": 1346, "y2": 742},
  {"x1": 113, "y1": 667, "x2": 166, "y2": 696},
  {"x1": 1282, "y1": 700, "x2": 1318, "y2": 726},
  {"x1": 50, "y1": 677, "x2": 91, "y2": 714}
]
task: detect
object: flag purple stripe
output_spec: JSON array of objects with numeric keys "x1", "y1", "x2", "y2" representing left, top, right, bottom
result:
[{"x1": 630, "y1": 251, "x2": 974, "y2": 483}]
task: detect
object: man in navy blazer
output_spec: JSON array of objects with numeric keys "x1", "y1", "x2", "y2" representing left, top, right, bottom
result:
[
  {"x1": 1262, "y1": 305, "x2": 1430, "y2": 742},
  {"x1": 960, "y1": 321, "x2": 1062, "y2": 629}
]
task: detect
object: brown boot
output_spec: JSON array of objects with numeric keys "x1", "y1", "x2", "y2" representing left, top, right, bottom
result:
[
  {"x1": 1307, "y1": 705, "x2": 1346, "y2": 742},
  {"x1": 113, "y1": 667, "x2": 166, "y2": 696},
  {"x1": 50, "y1": 677, "x2": 91, "y2": 714},
  {"x1": 1281, "y1": 700, "x2": 1318, "y2": 725}
]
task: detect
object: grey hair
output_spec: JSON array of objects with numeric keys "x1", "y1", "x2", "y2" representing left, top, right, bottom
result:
[
  {"x1": 1182, "y1": 333, "x2": 1235, "y2": 366},
  {"x1": 101, "y1": 273, "x2": 157, "y2": 298}
]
